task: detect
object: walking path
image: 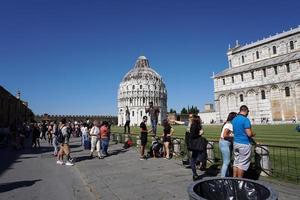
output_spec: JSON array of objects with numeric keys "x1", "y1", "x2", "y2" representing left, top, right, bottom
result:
[{"x1": 1, "y1": 137, "x2": 300, "y2": 199}]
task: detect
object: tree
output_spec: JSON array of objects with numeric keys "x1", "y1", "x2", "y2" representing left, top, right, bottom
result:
[
  {"x1": 181, "y1": 107, "x2": 188, "y2": 114},
  {"x1": 169, "y1": 108, "x2": 176, "y2": 113},
  {"x1": 186, "y1": 105, "x2": 200, "y2": 115}
]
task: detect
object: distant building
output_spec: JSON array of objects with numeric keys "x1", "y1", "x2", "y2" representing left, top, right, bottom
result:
[
  {"x1": 198, "y1": 104, "x2": 217, "y2": 124},
  {"x1": 214, "y1": 26, "x2": 300, "y2": 123},
  {"x1": 117, "y1": 56, "x2": 168, "y2": 126},
  {"x1": 0, "y1": 86, "x2": 34, "y2": 127}
]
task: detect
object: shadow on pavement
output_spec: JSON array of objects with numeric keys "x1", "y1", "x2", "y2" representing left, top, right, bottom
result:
[
  {"x1": 0, "y1": 179, "x2": 42, "y2": 193},
  {"x1": 75, "y1": 155, "x2": 91, "y2": 162},
  {"x1": 0, "y1": 138, "x2": 53, "y2": 176},
  {"x1": 109, "y1": 148, "x2": 129, "y2": 156}
]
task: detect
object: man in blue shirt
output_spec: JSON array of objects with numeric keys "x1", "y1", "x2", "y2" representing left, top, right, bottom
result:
[{"x1": 232, "y1": 105, "x2": 255, "y2": 178}]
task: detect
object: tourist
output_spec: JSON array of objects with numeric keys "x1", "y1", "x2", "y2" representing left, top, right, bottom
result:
[
  {"x1": 189, "y1": 115, "x2": 207, "y2": 181},
  {"x1": 32, "y1": 124, "x2": 40, "y2": 148},
  {"x1": 145, "y1": 101, "x2": 160, "y2": 136},
  {"x1": 219, "y1": 112, "x2": 237, "y2": 177},
  {"x1": 57, "y1": 118, "x2": 74, "y2": 166},
  {"x1": 232, "y1": 105, "x2": 255, "y2": 178},
  {"x1": 47, "y1": 122, "x2": 53, "y2": 145},
  {"x1": 52, "y1": 121, "x2": 58, "y2": 156},
  {"x1": 40, "y1": 121, "x2": 47, "y2": 141},
  {"x1": 100, "y1": 121, "x2": 110, "y2": 157},
  {"x1": 81, "y1": 123, "x2": 89, "y2": 149},
  {"x1": 89, "y1": 120, "x2": 101, "y2": 159},
  {"x1": 124, "y1": 106, "x2": 131, "y2": 134},
  {"x1": 162, "y1": 119, "x2": 174, "y2": 159},
  {"x1": 140, "y1": 116, "x2": 152, "y2": 160}
]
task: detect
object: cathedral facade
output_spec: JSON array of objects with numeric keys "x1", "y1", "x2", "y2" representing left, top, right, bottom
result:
[
  {"x1": 214, "y1": 26, "x2": 300, "y2": 123},
  {"x1": 117, "y1": 56, "x2": 167, "y2": 126}
]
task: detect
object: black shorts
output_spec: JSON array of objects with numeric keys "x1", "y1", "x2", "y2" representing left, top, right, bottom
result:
[
  {"x1": 140, "y1": 133, "x2": 147, "y2": 146},
  {"x1": 163, "y1": 136, "x2": 171, "y2": 143}
]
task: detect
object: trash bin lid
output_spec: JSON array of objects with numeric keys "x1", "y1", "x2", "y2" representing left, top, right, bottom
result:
[{"x1": 187, "y1": 177, "x2": 277, "y2": 200}]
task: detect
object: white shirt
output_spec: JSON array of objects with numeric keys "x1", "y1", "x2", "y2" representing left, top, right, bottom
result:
[
  {"x1": 81, "y1": 126, "x2": 88, "y2": 135},
  {"x1": 220, "y1": 122, "x2": 233, "y2": 139},
  {"x1": 90, "y1": 126, "x2": 100, "y2": 137}
]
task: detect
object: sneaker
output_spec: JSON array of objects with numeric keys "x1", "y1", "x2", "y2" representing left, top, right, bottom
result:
[
  {"x1": 140, "y1": 156, "x2": 146, "y2": 160},
  {"x1": 89, "y1": 154, "x2": 93, "y2": 159},
  {"x1": 56, "y1": 160, "x2": 64, "y2": 165},
  {"x1": 65, "y1": 161, "x2": 74, "y2": 166},
  {"x1": 193, "y1": 175, "x2": 199, "y2": 181}
]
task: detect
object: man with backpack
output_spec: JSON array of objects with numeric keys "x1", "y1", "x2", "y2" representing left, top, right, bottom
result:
[{"x1": 56, "y1": 118, "x2": 74, "y2": 166}]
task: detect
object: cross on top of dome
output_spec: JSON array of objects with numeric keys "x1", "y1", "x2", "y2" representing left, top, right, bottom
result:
[{"x1": 135, "y1": 55, "x2": 150, "y2": 68}]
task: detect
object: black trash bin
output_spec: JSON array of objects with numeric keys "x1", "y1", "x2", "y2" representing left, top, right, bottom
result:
[{"x1": 187, "y1": 177, "x2": 277, "y2": 200}]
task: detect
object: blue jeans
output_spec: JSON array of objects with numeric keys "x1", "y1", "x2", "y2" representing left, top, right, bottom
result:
[
  {"x1": 52, "y1": 136, "x2": 58, "y2": 155},
  {"x1": 219, "y1": 139, "x2": 231, "y2": 177},
  {"x1": 101, "y1": 138, "x2": 109, "y2": 156},
  {"x1": 151, "y1": 119, "x2": 157, "y2": 136},
  {"x1": 82, "y1": 134, "x2": 88, "y2": 146}
]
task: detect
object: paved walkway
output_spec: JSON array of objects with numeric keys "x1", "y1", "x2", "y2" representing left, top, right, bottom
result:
[{"x1": 1, "y1": 137, "x2": 300, "y2": 199}]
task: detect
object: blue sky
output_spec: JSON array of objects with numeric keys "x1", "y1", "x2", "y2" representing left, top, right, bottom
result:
[{"x1": 1, "y1": 0, "x2": 300, "y2": 115}]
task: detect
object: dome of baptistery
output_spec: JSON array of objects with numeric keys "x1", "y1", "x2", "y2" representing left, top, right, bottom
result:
[{"x1": 117, "y1": 56, "x2": 167, "y2": 126}]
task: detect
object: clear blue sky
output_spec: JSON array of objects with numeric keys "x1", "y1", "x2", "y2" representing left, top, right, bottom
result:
[{"x1": 1, "y1": 0, "x2": 300, "y2": 115}]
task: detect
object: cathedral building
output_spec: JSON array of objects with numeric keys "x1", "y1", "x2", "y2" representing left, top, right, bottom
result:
[
  {"x1": 117, "y1": 56, "x2": 167, "y2": 126},
  {"x1": 214, "y1": 26, "x2": 300, "y2": 123}
]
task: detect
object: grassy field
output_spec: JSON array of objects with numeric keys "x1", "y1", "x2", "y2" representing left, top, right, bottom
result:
[{"x1": 111, "y1": 124, "x2": 300, "y2": 148}]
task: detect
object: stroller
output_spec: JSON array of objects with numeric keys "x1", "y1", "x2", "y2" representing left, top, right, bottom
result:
[{"x1": 148, "y1": 137, "x2": 163, "y2": 158}]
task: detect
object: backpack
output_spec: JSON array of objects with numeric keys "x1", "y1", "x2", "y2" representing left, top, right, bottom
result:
[{"x1": 56, "y1": 128, "x2": 64, "y2": 143}]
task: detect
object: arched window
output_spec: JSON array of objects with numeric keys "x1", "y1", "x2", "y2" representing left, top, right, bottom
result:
[
  {"x1": 285, "y1": 87, "x2": 290, "y2": 97},
  {"x1": 251, "y1": 71, "x2": 254, "y2": 79},
  {"x1": 140, "y1": 85, "x2": 142, "y2": 89},
  {"x1": 241, "y1": 73, "x2": 244, "y2": 81},
  {"x1": 232, "y1": 76, "x2": 234, "y2": 83},
  {"x1": 130, "y1": 98, "x2": 132, "y2": 104},
  {"x1": 240, "y1": 94, "x2": 244, "y2": 102},
  {"x1": 263, "y1": 68, "x2": 266, "y2": 77},
  {"x1": 222, "y1": 78, "x2": 225, "y2": 85},
  {"x1": 143, "y1": 97, "x2": 145, "y2": 104},
  {"x1": 290, "y1": 41, "x2": 294, "y2": 50},
  {"x1": 274, "y1": 66, "x2": 278, "y2": 75},
  {"x1": 242, "y1": 56, "x2": 245, "y2": 63},
  {"x1": 272, "y1": 46, "x2": 277, "y2": 54},
  {"x1": 140, "y1": 111, "x2": 143, "y2": 117},
  {"x1": 132, "y1": 85, "x2": 135, "y2": 90},
  {"x1": 132, "y1": 111, "x2": 134, "y2": 117},
  {"x1": 256, "y1": 51, "x2": 259, "y2": 59},
  {"x1": 286, "y1": 63, "x2": 290, "y2": 73},
  {"x1": 261, "y1": 90, "x2": 266, "y2": 99}
]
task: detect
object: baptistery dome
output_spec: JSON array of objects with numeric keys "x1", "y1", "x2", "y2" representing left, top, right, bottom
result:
[{"x1": 117, "y1": 56, "x2": 167, "y2": 126}]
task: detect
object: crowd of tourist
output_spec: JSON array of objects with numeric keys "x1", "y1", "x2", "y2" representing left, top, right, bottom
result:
[{"x1": 1, "y1": 103, "x2": 258, "y2": 182}]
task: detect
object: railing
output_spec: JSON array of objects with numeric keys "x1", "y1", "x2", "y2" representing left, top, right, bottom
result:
[{"x1": 110, "y1": 132, "x2": 300, "y2": 184}]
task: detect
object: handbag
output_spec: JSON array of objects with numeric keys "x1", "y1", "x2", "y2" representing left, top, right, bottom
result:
[{"x1": 188, "y1": 136, "x2": 207, "y2": 151}]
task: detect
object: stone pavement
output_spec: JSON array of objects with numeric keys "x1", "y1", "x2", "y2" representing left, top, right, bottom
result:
[{"x1": 1, "y1": 137, "x2": 300, "y2": 200}]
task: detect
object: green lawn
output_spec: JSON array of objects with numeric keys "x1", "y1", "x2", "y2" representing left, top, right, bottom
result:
[{"x1": 111, "y1": 124, "x2": 300, "y2": 148}]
